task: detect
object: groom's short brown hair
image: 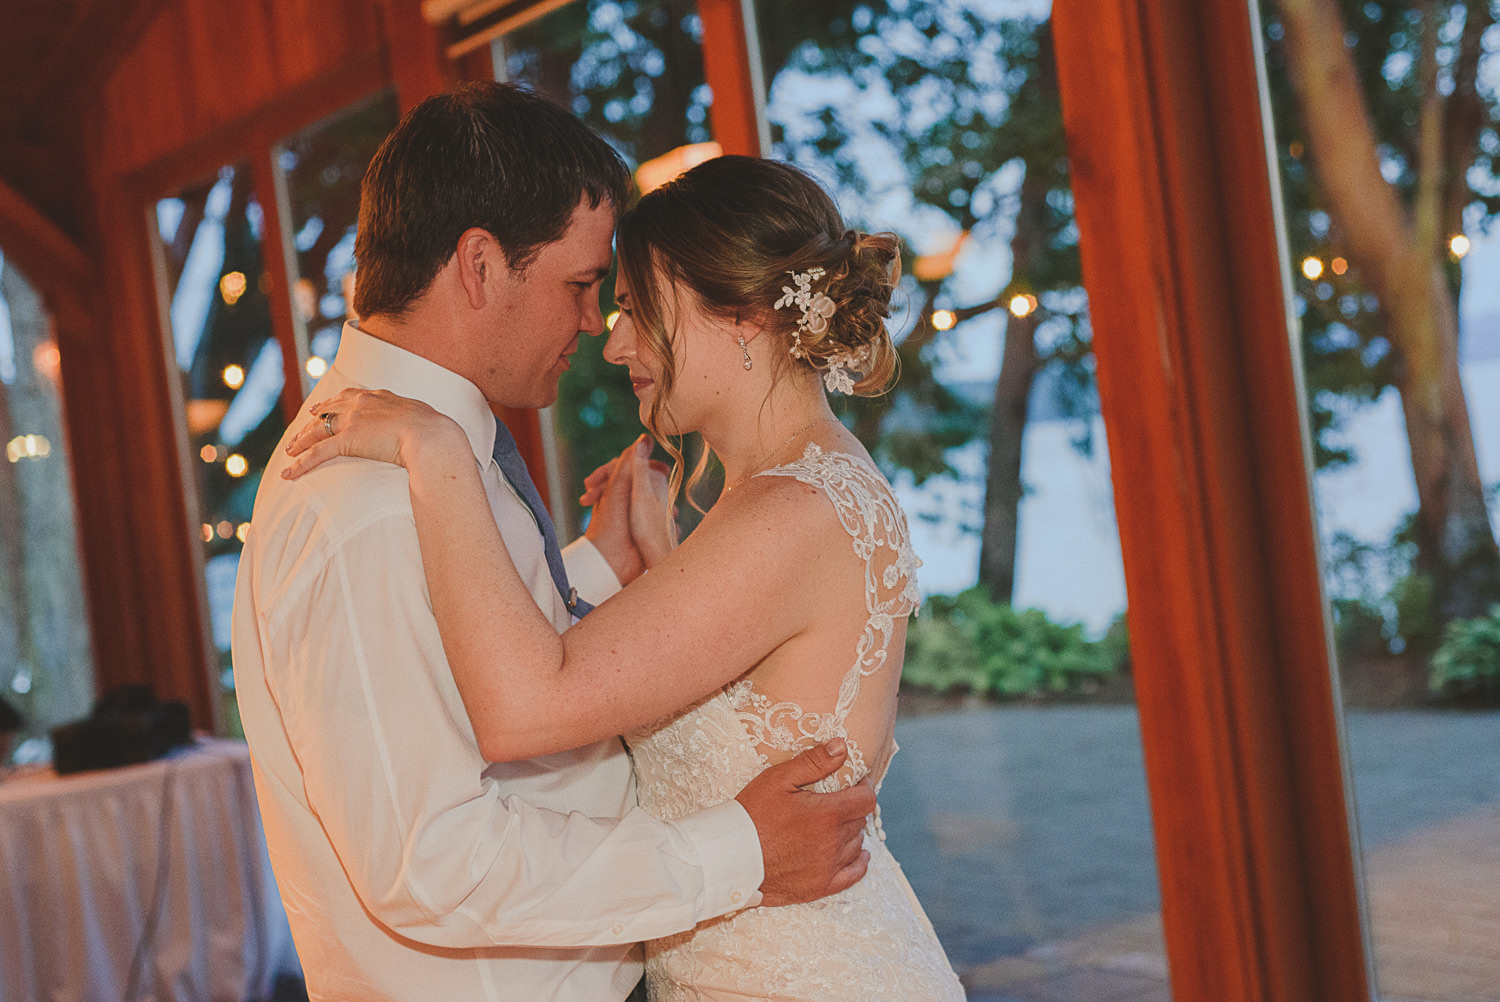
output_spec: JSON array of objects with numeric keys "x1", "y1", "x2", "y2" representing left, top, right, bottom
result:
[{"x1": 353, "y1": 81, "x2": 631, "y2": 320}]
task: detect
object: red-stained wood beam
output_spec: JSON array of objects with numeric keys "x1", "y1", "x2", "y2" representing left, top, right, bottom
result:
[
  {"x1": 378, "y1": 0, "x2": 456, "y2": 113},
  {"x1": 697, "y1": 0, "x2": 764, "y2": 156},
  {"x1": 0, "y1": 176, "x2": 95, "y2": 336},
  {"x1": 1053, "y1": 0, "x2": 1371, "y2": 999}
]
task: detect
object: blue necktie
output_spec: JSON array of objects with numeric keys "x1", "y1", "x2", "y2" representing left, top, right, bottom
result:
[{"x1": 491, "y1": 418, "x2": 593, "y2": 619}]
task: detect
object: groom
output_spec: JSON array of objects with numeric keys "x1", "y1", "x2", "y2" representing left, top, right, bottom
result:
[{"x1": 231, "y1": 82, "x2": 875, "y2": 1001}]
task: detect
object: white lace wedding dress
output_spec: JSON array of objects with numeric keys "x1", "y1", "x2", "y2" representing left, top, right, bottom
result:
[{"x1": 627, "y1": 445, "x2": 966, "y2": 1001}]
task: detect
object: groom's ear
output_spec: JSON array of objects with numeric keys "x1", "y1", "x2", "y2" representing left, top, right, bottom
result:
[{"x1": 455, "y1": 227, "x2": 499, "y2": 310}]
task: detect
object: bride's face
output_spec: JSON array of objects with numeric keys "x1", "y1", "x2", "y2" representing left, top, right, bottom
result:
[{"x1": 604, "y1": 267, "x2": 733, "y2": 436}]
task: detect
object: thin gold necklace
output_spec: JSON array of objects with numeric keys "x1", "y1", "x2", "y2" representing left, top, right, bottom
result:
[{"x1": 725, "y1": 418, "x2": 823, "y2": 493}]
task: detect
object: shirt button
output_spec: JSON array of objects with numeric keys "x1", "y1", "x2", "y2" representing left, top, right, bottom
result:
[
  {"x1": 730, "y1": 891, "x2": 742, "y2": 904},
  {"x1": 612, "y1": 924, "x2": 624, "y2": 936}
]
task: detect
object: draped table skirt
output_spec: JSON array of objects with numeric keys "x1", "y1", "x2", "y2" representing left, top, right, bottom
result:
[{"x1": 0, "y1": 738, "x2": 299, "y2": 1002}]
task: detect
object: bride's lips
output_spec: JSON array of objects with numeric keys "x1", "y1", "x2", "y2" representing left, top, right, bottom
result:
[{"x1": 629, "y1": 374, "x2": 654, "y2": 395}]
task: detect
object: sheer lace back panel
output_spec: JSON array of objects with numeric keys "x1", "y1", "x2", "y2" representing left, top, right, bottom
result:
[
  {"x1": 630, "y1": 443, "x2": 921, "y2": 821},
  {"x1": 731, "y1": 443, "x2": 920, "y2": 794},
  {"x1": 626, "y1": 445, "x2": 964, "y2": 1002}
]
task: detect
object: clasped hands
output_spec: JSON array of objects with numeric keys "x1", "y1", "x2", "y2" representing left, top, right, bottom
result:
[{"x1": 581, "y1": 435, "x2": 678, "y2": 584}]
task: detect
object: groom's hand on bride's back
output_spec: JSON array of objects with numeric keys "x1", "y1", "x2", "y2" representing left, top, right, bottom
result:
[{"x1": 735, "y1": 738, "x2": 877, "y2": 907}]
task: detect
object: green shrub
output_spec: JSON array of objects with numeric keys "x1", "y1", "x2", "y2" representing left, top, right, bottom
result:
[
  {"x1": 1428, "y1": 605, "x2": 1500, "y2": 703},
  {"x1": 1331, "y1": 597, "x2": 1388, "y2": 658},
  {"x1": 903, "y1": 587, "x2": 1119, "y2": 698}
]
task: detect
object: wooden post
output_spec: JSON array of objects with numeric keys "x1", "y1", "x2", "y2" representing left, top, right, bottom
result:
[
  {"x1": 697, "y1": 0, "x2": 765, "y2": 156},
  {"x1": 1052, "y1": 1, "x2": 1371, "y2": 998}
]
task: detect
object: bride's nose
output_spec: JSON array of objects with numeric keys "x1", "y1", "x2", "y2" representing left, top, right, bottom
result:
[{"x1": 603, "y1": 314, "x2": 635, "y2": 367}]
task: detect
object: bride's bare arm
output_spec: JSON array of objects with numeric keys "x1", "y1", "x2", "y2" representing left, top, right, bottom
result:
[{"x1": 283, "y1": 388, "x2": 826, "y2": 762}]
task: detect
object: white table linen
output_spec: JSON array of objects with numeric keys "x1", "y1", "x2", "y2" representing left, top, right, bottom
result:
[{"x1": 0, "y1": 738, "x2": 298, "y2": 1002}]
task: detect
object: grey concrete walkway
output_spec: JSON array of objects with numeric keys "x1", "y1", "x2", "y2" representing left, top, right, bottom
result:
[{"x1": 880, "y1": 706, "x2": 1500, "y2": 1001}]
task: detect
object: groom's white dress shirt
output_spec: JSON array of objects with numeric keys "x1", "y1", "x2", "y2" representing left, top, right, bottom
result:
[{"x1": 231, "y1": 323, "x2": 763, "y2": 1002}]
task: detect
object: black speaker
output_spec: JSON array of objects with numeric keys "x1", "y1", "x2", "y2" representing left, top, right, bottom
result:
[{"x1": 51, "y1": 685, "x2": 192, "y2": 775}]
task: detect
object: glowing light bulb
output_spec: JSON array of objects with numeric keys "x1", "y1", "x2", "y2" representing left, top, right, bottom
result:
[
  {"x1": 219, "y1": 271, "x2": 248, "y2": 305},
  {"x1": 216, "y1": 521, "x2": 234, "y2": 539},
  {"x1": 606, "y1": 311, "x2": 620, "y2": 331},
  {"x1": 931, "y1": 309, "x2": 956, "y2": 331},
  {"x1": 6, "y1": 435, "x2": 50, "y2": 462},
  {"x1": 236, "y1": 523, "x2": 251, "y2": 543},
  {"x1": 306, "y1": 356, "x2": 328, "y2": 378},
  {"x1": 223, "y1": 364, "x2": 245, "y2": 389},
  {"x1": 1450, "y1": 234, "x2": 1470, "y2": 258},
  {"x1": 1331, "y1": 257, "x2": 1348, "y2": 276},
  {"x1": 201, "y1": 523, "x2": 215, "y2": 542},
  {"x1": 1008, "y1": 294, "x2": 1037, "y2": 318},
  {"x1": 225, "y1": 454, "x2": 249, "y2": 478},
  {"x1": 200, "y1": 444, "x2": 218, "y2": 463},
  {"x1": 1301, "y1": 257, "x2": 1324, "y2": 280}
]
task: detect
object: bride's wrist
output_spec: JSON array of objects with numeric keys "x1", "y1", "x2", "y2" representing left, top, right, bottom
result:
[{"x1": 401, "y1": 418, "x2": 470, "y2": 474}]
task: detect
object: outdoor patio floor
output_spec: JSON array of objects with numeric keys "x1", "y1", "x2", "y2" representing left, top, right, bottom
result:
[{"x1": 880, "y1": 706, "x2": 1500, "y2": 1002}]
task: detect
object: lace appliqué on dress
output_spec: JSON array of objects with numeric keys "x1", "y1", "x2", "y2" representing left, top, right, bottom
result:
[{"x1": 626, "y1": 445, "x2": 963, "y2": 1002}]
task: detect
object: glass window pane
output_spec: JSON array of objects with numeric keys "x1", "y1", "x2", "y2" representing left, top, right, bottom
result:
[
  {"x1": 1259, "y1": 3, "x2": 1500, "y2": 997},
  {"x1": 0, "y1": 253, "x2": 94, "y2": 764},
  {"x1": 499, "y1": 0, "x2": 715, "y2": 538},
  {"x1": 754, "y1": 2, "x2": 1168, "y2": 996},
  {"x1": 276, "y1": 90, "x2": 400, "y2": 391},
  {"x1": 155, "y1": 164, "x2": 282, "y2": 725}
]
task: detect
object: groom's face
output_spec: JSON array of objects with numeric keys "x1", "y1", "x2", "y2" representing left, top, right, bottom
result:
[{"x1": 477, "y1": 199, "x2": 616, "y2": 410}]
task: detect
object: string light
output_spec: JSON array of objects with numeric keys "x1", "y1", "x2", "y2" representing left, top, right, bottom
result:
[
  {"x1": 223, "y1": 364, "x2": 245, "y2": 389},
  {"x1": 1008, "y1": 294, "x2": 1037, "y2": 318},
  {"x1": 931, "y1": 309, "x2": 956, "y2": 331},
  {"x1": 605, "y1": 311, "x2": 620, "y2": 331},
  {"x1": 200, "y1": 444, "x2": 219, "y2": 463},
  {"x1": 1331, "y1": 257, "x2": 1348, "y2": 276},
  {"x1": 1450, "y1": 234, "x2": 1470, "y2": 258},
  {"x1": 6, "y1": 435, "x2": 51, "y2": 462},
  {"x1": 219, "y1": 271, "x2": 248, "y2": 305},
  {"x1": 306, "y1": 356, "x2": 328, "y2": 378},
  {"x1": 225, "y1": 454, "x2": 249, "y2": 477},
  {"x1": 1301, "y1": 257, "x2": 1324, "y2": 280},
  {"x1": 235, "y1": 523, "x2": 251, "y2": 543}
]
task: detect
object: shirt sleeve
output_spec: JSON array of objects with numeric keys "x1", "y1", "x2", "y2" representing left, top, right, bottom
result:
[
  {"x1": 561, "y1": 536, "x2": 622, "y2": 606},
  {"x1": 261, "y1": 509, "x2": 761, "y2": 949}
]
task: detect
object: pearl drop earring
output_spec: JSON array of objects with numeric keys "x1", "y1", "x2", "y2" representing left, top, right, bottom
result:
[{"x1": 737, "y1": 335, "x2": 752, "y2": 370}]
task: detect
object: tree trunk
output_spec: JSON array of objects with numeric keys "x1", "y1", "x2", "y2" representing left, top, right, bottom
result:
[
  {"x1": 978, "y1": 165, "x2": 1047, "y2": 603},
  {"x1": 978, "y1": 307, "x2": 1040, "y2": 603},
  {"x1": 1277, "y1": 0, "x2": 1500, "y2": 620}
]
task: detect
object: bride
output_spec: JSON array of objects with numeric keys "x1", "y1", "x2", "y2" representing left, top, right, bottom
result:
[{"x1": 286, "y1": 155, "x2": 965, "y2": 1002}]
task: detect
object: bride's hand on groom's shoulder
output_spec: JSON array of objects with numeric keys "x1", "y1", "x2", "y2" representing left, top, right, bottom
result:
[{"x1": 283, "y1": 388, "x2": 462, "y2": 479}]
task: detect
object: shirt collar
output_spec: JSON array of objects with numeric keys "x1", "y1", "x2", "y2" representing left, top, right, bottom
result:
[{"x1": 325, "y1": 321, "x2": 497, "y2": 465}]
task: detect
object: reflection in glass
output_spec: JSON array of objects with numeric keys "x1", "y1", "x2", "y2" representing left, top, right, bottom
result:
[
  {"x1": 156, "y1": 165, "x2": 282, "y2": 704},
  {"x1": 1259, "y1": 3, "x2": 1500, "y2": 997},
  {"x1": 276, "y1": 90, "x2": 400, "y2": 391},
  {"x1": 0, "y1": 255, "x2": 93, "y2": 762},
  {"x1": 500, "y1": 0, "x2": 715, "y2": 537},
  {"x1": 754, "y1": 2, "x2": 1165, "y2": 995}
]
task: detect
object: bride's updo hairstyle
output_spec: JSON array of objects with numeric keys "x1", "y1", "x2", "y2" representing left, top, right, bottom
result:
[{"x1": 616, "y1": 155, "x2": 901, "y2": 501}]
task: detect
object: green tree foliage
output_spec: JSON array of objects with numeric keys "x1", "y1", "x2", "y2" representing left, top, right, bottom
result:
[
  {"x1": 1267, "y1": 0, "x2": 1500, "y2": 621},
  {"x1": 1262, "y1": 0, "x2": 1500, "y2": 468}
]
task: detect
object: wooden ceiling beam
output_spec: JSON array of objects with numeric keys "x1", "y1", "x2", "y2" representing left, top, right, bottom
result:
[{"x1": 0, "y1": 174, "x2": 95, "y2": 334}]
